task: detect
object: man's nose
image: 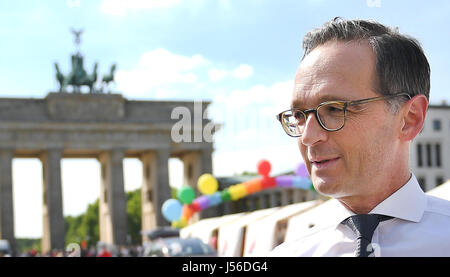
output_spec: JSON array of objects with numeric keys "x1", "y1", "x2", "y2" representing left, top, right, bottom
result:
[{"x1": 300, "y1": 113, "x2": 327, "y2": 146}]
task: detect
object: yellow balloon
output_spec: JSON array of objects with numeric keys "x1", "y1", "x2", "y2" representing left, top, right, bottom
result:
[
  {"x1": 197, "y1": 174, "x2": 218, "y2": 195},
  {"x1": 171, "y1": 217, "x2": 188, "y2": 229},
  {"x1": 229, "y1": 184, "x2": 247, "y2": 201}
]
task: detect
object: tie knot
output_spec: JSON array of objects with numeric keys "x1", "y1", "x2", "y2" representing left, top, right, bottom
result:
[{"x1": 342, "y1": 214, "x2": 392, "y2": 240}]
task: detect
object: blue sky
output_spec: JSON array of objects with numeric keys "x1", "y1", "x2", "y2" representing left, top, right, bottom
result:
[{"x1": 2, "y1": 0, "x2": 450, "y2": 238}]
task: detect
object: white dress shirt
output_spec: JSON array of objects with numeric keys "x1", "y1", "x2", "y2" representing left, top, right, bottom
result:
[{"x1": 271, "y1": 174, "x2": 450, "y2": 257}]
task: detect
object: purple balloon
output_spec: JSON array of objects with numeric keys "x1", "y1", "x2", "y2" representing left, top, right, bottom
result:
[
  {"x1": 275, "y1": 176, "x2": 294, "y2": 187},
  {"x1": 295, "y1": 163, "x2": 309, "y2": 177},
  {"x1": 195, "y1": 195, "x2": 210, "y2": 210}
]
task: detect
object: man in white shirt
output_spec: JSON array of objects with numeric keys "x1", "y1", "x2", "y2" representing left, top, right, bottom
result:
[{"x1": 272, "y1": 17, "x2": 450, "y2": 257}]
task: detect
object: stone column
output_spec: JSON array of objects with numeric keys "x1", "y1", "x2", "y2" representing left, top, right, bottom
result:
[
  {"x1": 0, "y1": 149, "x2": 15, "y2": 256},
  {"x1": 40, "y1": 149, "x2": 65, "y2": 254},
  {"x1": 153, "y1": 149, "x2": 172, "y2": 227},
  {"x1": 181, "y1": 149, "x2": 213, "y2": 188},
  {"x1": 139, "y1": 150, "x2": 172, "y2": 241},
  {"x1": 200, "y1": 148, "x2": 213, "y2": 177},
  {"x1": 181, "y1": 149, "x2": 214, "y2": 218},
  {"x1": 98, "y1": 149, "x2": 128, "y2": 246}
]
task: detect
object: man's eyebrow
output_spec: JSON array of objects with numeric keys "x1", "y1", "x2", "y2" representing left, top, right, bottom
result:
[{"x1": 291, "y1": 95, "x2": 352, "y2": 109}]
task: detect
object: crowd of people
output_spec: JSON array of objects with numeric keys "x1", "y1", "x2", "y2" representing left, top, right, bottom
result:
[{"x1": 17, "y1": 244, "x2": 144, "y2": 257}]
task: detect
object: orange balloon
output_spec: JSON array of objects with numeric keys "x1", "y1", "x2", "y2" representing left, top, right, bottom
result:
[
  {"x1": 243, "y1": 179, "x2": 262, "y2": 194},
  {"x1": 182, "y1": 205, "x2": 195, "y2": 220}
]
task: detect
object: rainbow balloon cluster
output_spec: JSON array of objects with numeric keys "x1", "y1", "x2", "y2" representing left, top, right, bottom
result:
[{"x1": 161, "y1": 160, "x2": 314, "y2": 228}]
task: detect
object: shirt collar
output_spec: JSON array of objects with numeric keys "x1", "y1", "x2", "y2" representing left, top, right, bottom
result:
[
  {"x1": 330, "y1": 173, "x2": 427, "y2": 229},
  {"x1": 369, "y1": 173, "x2": 426, "y2": 223}
]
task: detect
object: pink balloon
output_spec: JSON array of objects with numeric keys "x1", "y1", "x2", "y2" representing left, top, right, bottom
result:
[{"x1": 295, "y1": 163, "x2": 309, "y2": 177}]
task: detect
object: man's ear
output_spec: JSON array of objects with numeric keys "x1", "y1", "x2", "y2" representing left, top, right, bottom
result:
[{"x1": 399, "y1": 94, "x2": 428, "y2": 141}]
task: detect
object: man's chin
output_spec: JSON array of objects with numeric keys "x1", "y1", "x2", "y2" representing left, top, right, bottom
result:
[{"x1": 312, "y1": 176, "x2": 342, "y2": 197}]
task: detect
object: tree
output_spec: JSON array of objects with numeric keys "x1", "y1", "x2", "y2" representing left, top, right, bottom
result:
[
  {"x1": 62, "y1": 187, "x2": 177, "y2": 247},
  {"x1": 126, "y1": 189, "x2": 141, "y2": 245},
  {"x1": 79, "y1": 199, "x2": 100, "y2": 247}
]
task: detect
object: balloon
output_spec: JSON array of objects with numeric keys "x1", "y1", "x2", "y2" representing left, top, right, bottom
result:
[
  {"x1": 229, "y1": 184, "x2": 247, "y2": 201},
  {"x1": 221, "y1": 189, "x2": 232, "y2": 202},
  {"x1": 177, "y1": 186, "x2": 196, "y2": 204},
  {"x1": 257, "y1": 160, "x2": 271, "y2": 177},
  {"x1": 162, "y1": 199, "x2": 182, "y2": 222},
  {"x1": 275, "y1": 176, "x2": 294, "y2": 187},
  {"x1": 172, "y1": 217, "x2": 188, "y2": 229},
  {"x1": 208, "y1": 192, "x2": 223, "y2": 206},
  {"x1": 243, "y1": 179, "x2": 262, "y2": 194},
  {"x1": 182, "y1": 205, "x2": 195, "y2": 220},
  {"x1": 162, "y1": 159, "x2": 315, "y2": 229},
  {"x1": 261, "y1": 177, "x2": 276, "y2": 189},
  {"x1": 198, "y1": 174, "x2": 219, "y2": 195},
  {"x1": 292, "y1": 176, "x2": 311, "y2": 190},
  {"x1": 295, "y1": 163, "x2": 309, "y2": 178},
  {"x1": 188, "y1": 201, "x2": 201, "y2": 212},
  {"x1": 196, "y1": 195, "x2": 210, "y2": 210}
]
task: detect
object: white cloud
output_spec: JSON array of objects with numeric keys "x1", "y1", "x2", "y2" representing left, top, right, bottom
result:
[
  {"x1": 213, "y1": 143, "x2": 304, "y2": 177},
  {"x1": 115, "y1": 48, "x2": 208, "y2": 96},
  {"x1": 208, "y1": 65, "x2": 254, "y2": 82},
  {"x1": 213, "y1": 80, "x2": 293, "y2": 114},
  {"x1": 208, "y1": 68, "x2": 228, "y2": 82},
  {"x1": 231, "y1": 64, "x2": 254, "y2": 80},
  {"x1": 116, "y1": 48, "x2": 258, "y2": 98},
  {"x1": 100, "y1": 0, "x2": 182, "y2": 16},
  {"x1": 209, "y1": 79, "x2": 298, "y2": 178}
]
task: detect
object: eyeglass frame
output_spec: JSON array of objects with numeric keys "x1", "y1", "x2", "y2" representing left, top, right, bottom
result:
[{"x1": 276, "y1": 93, "x2": 412, "y2": 137}]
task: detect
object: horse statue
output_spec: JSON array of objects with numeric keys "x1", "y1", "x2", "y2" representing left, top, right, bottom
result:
[
  {"x1": 102, "y1": 64, "x2": 116, "y2": 93},
  {"x1": 63, "y1": 53, "x2": 88, "y2": 93},
  {"x1": 54, "y1": 63, "x2": 65, "y2": 92},
  {"x1": 79, "y1": 62, "x2": 98, "y2": 94}
]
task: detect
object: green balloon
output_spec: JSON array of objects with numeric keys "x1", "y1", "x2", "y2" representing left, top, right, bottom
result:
[
  {"x1": 177, "y1": 186, "x2": 196, "y2": 204},
  {"x1": 309, "y1": 182, "x2": 316, "y2": 192},
  {"x1": 220, "y1": 189, "x2": 232, "y2": 202}
]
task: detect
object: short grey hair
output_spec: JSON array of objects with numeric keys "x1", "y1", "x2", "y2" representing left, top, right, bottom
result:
[{"x1": 302, "y1": 17, "x2": 430, "y2": 112}]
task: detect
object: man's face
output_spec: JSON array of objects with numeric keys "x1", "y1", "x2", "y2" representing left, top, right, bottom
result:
[{"x1": 293, "y1": 41, "x2": 401, "y2": 200}]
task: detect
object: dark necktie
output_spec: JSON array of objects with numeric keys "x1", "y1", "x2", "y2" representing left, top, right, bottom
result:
[{"x1": 342, "y1": 214, "x2": 393, "y2": 257}]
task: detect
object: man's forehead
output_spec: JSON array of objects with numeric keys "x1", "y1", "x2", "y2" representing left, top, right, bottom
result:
[
  {"x1": 291, "y1": 41, "x2": 376, "y2": 108},
  {"x1": 290, "y1": 91, "x2": 352, "y2": 109},
  {"x1": 291, "y1": 75, "x2": 354, "y2": 108}
]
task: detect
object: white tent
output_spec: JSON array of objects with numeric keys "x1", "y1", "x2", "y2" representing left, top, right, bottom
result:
[
  {"x1": 217, "y1": 207, "x2": 279, "y2": 257},
  {"x1": 284, "y1": 199, "x2": 338, "y2": 242},
  {"x1": 426, "y1": 180, "x2": 450, "y2": 201},
  {"x1": 180, "y1": 212, "x2": 246, "y2": 246},
  {"x1": 180, "y1": 217, "x2": 221, "y2": 239},
  {"x1": 243, "y1": 200, "x2": 321, "y2": 257}
]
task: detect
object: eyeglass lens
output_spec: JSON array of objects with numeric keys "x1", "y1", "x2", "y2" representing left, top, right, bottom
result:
[{"x1": 283, "y1": 103, "x2": 346, "y2": 135}]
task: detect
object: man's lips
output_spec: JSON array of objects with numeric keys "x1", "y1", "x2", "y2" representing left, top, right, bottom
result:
[{"x1": 310, "y1": 157, "x2": 340, "y2": 169}]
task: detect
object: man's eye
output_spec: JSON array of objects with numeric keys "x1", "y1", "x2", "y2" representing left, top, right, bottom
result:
[
  {"x1": 325, "y1": 105, "x2": 343, "y2": 113},
  {"x1": 293, "y1": 111, "x2": 303, "y2": 119}
]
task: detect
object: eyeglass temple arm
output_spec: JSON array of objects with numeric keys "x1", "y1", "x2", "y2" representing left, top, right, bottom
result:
[{"x1": 347, "y1": 93, "x2": 411, "y2": 106}]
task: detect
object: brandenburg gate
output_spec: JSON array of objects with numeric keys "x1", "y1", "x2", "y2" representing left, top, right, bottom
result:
[
  {"x1": 0, "y1": 92, "x2": 215, "y2": 254},
  {"x1": 0, "y1": 30, "x2": 216, "y2": 255}
]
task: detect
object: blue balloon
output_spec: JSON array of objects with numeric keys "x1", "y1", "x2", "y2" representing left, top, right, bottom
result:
[
  {"x1": 162, "y1": 199, "x2": 182, "y2": 222},
  {"x1": 293, "y1": 177, "x2": 312, "y2": 190},
  {"x1": 208, "y1": 192, "x2": 223, "y2": 206}
]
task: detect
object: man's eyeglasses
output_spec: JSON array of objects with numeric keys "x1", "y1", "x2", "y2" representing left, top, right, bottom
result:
[{"x1": 276, "y1": 93, "x2": 411, "y2": 137}]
